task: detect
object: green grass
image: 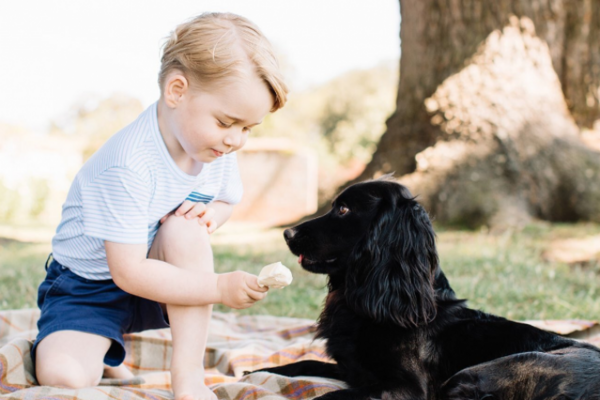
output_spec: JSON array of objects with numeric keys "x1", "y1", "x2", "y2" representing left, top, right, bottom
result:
[
  {"x1": 1, "y1": 222, "x2": 599, "y2": 321},
  {"x1": 436, "y1": 224, "x2": 600, "y2": 320},
  {"x1": 0, "y1": 238, "x2": 51, "y2": 310}
]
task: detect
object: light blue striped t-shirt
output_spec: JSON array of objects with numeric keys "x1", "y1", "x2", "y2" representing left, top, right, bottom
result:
[{"x1": 52, "y1": 102, "x2": 243, "y2": 280}]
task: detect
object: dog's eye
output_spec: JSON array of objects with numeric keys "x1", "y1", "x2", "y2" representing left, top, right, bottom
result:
[{"x1": 338, "y1": 206, "x2": 350, "y2": 216}]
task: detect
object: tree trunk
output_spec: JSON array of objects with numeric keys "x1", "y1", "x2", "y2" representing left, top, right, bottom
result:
[{"x1": 357, "y1": 0, "x2": 600, "y2": 228}]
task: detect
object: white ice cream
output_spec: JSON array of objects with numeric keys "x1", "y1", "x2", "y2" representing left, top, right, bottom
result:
[{"x1": 257, "y1": 262, "x2": 293, "y2": 289}]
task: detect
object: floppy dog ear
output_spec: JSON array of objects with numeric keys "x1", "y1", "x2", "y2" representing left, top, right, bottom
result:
[{"x1": 345, "y1": 189, "x2": 438, "y2": 328}]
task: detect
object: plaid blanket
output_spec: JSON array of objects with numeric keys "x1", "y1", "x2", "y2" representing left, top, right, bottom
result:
[
  {"x1": 2, "y1": 309, "x2": 599, "y2": 400},
  {"x1": 0, "y1": 308, "x2": 344, "y2": 399}
]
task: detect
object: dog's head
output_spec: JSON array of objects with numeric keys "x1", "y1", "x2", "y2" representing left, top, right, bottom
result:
[{"x1": 284, "y1": 178, "x2": 438, "y2": 328}]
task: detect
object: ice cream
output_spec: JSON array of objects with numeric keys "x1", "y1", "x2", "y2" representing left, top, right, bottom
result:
[{"x1": 257, "y1": 262, "x2": 293, "y2": 289}]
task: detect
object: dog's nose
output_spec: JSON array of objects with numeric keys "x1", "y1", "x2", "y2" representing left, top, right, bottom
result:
[{"x1": 283, "y1": 228, "x2": 296, "y2": 242}]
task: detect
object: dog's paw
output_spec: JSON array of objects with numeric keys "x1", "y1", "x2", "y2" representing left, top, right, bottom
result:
[
  {"x1": 444, "y1": 383, "x2": 479, "y2": 400},
  {"x1": 442, "y1": 371, "x2": 496, "y2": 400}
]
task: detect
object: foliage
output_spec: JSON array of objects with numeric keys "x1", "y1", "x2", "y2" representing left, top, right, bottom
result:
[
  {"x1": 254, "y1": 62, "x2": 398, "y2": 185},
  {"x1": 1, "y1": 64, "x2": 398, "y2": 226},
  {"x1": 0, "y1": 180, "x2": 20, "y2": 222},
  {"x1": 312, "y1": 63, "x2": 398, "y2": 164},
  {"x1": 67, "y1": 62, "x2": 398, "y2": 169},
  {"x1": 254, "y1": 62, "x2": 398, "y2": 162},
  {"x1": 28, "y1": 178, "x2": 50, "y2": 219},
  {"x1": 0, "y1": 178, "x2": 51, "y2": 223},
  {"x1": 50, "y1": 94, "x2": 144, "y2": 161}
]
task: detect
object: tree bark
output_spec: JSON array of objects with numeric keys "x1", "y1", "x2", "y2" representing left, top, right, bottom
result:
[{"x1": 355, "y1": 0, "x2": 600, "y2": 227}]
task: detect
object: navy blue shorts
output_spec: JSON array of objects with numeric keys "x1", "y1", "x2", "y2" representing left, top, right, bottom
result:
[{"x1": 32, "y1": 255, "x2": 169, "y2": 367}]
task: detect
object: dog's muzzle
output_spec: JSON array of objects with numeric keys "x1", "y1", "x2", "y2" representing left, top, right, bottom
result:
[{"x1": 283, "y1": 228, "x2": 296, "y2": 243}]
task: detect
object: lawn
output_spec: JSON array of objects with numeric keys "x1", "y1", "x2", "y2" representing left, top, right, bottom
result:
[{"x1": 1, "y1": 221, "x2": 599, "y2": 321}]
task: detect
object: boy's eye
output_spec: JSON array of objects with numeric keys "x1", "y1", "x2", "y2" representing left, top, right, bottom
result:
[
  {"x1": 218, "y1": 120, "x2": 232, "y2": 128},
  {"x1": 242, "y1": 127, "x2": 252, "y2": 133}
]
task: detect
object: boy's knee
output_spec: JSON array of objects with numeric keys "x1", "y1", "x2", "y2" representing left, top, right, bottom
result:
[
  {"x1": 150, "y1": 215, "x2": 213, "y2": 266},
  {"x1": 36, "y1": 357, "x2": 101, "y2": 388},
  {"x1": 158, "y1": 214, "x2": 210, "y2": 246}
]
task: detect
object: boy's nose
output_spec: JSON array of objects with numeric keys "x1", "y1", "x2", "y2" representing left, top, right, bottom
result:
[{"x1": 224, "y1": 130, "x2": 244, "y2": 148}]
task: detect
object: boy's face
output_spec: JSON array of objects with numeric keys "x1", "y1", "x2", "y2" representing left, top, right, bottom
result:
[{"x1": 164, "y1": 73, "x2": 274, "y2": 165}]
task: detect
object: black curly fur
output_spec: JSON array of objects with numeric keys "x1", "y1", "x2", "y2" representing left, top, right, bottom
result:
[
  {"x1": 344, "y1": 186, "x2": 438, "y2": 328},
  {"x1": 253, "y1": 179, "x2": 600, "y2": 400}
]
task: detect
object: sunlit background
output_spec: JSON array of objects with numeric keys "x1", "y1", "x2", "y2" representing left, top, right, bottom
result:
[
  {"x1": 0, "y1": 0, "x2": 401, "y2": 228},
  {"x1": 1, "y1": 1, "x2": 599, "y2": 326},
  {"x1": 0, "y1": 0, "x2": 400, "y2": 130}
]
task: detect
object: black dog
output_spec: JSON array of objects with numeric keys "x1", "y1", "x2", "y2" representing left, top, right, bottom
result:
[{"x1": 253, "y1": 178, "x2": 600, "y2": 399}]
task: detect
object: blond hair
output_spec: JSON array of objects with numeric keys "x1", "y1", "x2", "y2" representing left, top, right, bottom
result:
[{"x1": 159, "y1": 12, "x2": 288, "y2": 111}]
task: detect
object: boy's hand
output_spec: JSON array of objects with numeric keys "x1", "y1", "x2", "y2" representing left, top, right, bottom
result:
[
  {"x1": 160, "y1": 200, "x2": 218, "y2": 233},
  {"x1": 217, "y1": 271, "x2": 268, "y2": 309}
]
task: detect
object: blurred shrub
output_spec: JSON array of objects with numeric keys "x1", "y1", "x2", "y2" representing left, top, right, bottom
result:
[
  {"x1": 29, "y1": 178, "x2": 50, "y2": 218},
  {"x1": 0, "y1": 94, "x2": 142, "y2": 224},
  {"x1": 50, "y1": 94, "x2": 144, "y2": 161},
  {"x1": 60, "y1": 64, "x2": 397, "y2": 179},
  {"x1": 255, "y1": 62, "x2": 397, "y2": 160},
  {"x1": 1, "y1": 63, "x2": 399, "y2": 225},
  {"x1": 0, "y1": 179, "x2": 20, "y2": 222},
  {"x1": 315, "y1": 63, "x2": 398, "y2": 163},
  {"x1": 253, "y1": 61, "x2": 398, "y2": 200},
  {"x1": 0, "y1": 178, "x2": 52, "y2": 223}
]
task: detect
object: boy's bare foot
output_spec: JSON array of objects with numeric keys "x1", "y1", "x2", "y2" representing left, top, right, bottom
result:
[
  {"x1": 103, "y1": 364, "x2": 135, "y2": 380},
  {"x1": 171, "y1": 366, "x2": 217, "y2": 400}
]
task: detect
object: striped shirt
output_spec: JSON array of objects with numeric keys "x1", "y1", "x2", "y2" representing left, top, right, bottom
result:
[{"x1": 52, "y1": 102, "x2": 243, "y2": 280}]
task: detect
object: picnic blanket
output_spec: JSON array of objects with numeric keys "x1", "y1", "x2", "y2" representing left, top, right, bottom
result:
[
  {"x1": 0, "y1": 308, "x2": 344, "y2": 399},
  {"x1": 1, "y1": 309, "x2": 599, "y2": 400}
]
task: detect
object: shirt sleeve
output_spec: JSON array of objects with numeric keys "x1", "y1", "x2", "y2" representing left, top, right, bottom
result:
[
  {"x1": 213, "y1": 152, "x2": 243, "y2": 205},
  {"x1": 81, "y1": 167, "x2": 151, "y2": 244}
]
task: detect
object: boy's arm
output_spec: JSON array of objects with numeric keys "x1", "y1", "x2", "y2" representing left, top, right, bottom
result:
[
  {"x1": 105, "y1": 240, "x2": 264, "y2": 307},
  {"x1": 205, "y1": 200, "x2": 233, "y2": 231}
]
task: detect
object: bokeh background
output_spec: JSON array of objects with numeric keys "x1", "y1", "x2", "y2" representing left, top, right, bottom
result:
[
  {"x1": 1, "y1": 1, "x2": 599, "y2": 322},
  {"x1": 0, "y1": 0, "x2": 400, "y2": 227}
]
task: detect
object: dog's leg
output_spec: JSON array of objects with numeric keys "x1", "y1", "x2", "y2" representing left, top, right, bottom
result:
[
  {"x1": 246, "y1": 360, "x2": 342, "y2": 380},
  {"x1": 441, "y1": 346, "x2": 600, "y2": 400},
  {"x1": 248, "y1": 363, "x2": 397, "y2": 399},
  {"x1": 316, "y1": 385, "x2": 428, "y2": 400}
]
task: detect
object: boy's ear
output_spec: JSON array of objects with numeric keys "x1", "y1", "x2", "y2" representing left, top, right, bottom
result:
[{"x1": 164, "y1": 73, "x2": 189, "y2": 107}]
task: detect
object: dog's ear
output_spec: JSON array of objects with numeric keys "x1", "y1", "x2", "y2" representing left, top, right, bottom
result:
[{"x1": 345, "y1": 188, "x2": 438, "y2": 328}]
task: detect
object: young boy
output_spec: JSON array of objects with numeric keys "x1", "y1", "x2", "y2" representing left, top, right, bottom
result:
[{"x1": 32, "y1": 12, "x2": 288, "y2": 400}]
